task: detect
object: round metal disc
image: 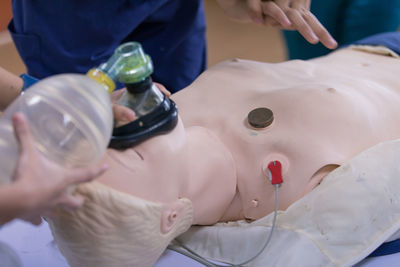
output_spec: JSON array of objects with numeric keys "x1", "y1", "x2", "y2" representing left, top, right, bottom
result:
[{"x1": 247, "y1": 107, "x2": 274, "y2": 128}]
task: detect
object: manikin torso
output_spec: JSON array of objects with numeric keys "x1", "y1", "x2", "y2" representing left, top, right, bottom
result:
[{"x1": 97, "y1": 48, "x2": 400, "y2": 225}]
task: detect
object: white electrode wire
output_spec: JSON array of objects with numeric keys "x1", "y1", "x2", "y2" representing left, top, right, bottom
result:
[{"x1": 167, "y1": 184, "x2": 280, "y2": 267}]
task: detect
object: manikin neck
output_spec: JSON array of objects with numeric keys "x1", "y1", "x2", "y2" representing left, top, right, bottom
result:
[{"x1": 182, "y1": 126, "x2": 238, "y2": 225}]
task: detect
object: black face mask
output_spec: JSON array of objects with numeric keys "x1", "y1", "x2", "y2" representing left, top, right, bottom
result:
[{"x1": 108, "y1": 77, "x2": 178, "y2": 150}]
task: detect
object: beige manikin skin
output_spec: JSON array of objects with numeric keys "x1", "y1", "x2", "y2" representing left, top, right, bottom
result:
[{"x1": 96, "y1": 47, "x2": 400, "y2": 226}]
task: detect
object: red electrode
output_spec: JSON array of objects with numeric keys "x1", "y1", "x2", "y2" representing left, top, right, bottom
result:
[{"x1": 267, "y1": 161, "x2": 283, "y2": 185}]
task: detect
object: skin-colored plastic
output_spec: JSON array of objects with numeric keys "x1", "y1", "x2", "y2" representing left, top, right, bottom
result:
[{"x1": 98, "y1": 47, "x2": 400, "y2": 225}]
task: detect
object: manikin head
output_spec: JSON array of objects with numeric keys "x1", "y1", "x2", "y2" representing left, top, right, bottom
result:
[
  {"x1": 50, "y1": 116, "x2": 193, "y2": 266},
  {"x1": 48, "y1": 182, "x2": 193, "y2": 267}
]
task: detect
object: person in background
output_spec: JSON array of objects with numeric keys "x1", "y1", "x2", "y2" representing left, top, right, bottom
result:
[
  {"x1": 9, "y1": 0, "x2": 337, "y2": 93},
  {"x1": 283, "y1": 0, "x2": 400, "y2": 59}
]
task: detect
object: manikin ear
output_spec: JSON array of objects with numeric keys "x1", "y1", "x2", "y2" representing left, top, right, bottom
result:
[{"x1": 160, "y1": 199, "x2": 185, "y2": 234}]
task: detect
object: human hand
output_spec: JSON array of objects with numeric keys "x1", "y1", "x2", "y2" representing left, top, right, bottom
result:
[
  {"x1": 11, "y1": 113, "x2": 108, "y2": 225},
  {"x1": 262, "y1": 0, "x2": 337, "y2": 49},
  {"x1": 216, "y1": 0, "x2": 338, "y2": 49},
  {"x1": 111, "y1": 83, "x2": 171, "y2": 126},
  {"x1": 111, "y1": 89, "x2": 136, "y2": 125},
  {"x1": 216, "y1": 0, "x2": 266, "y2": 24},
  {"x1": 154, "y1": 82, "x2": 171, "y2": 97}
]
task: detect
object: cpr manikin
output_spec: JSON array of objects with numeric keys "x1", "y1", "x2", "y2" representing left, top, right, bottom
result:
[{"x1": 48, "y1": 46, "x2": 400, "y2": 267}]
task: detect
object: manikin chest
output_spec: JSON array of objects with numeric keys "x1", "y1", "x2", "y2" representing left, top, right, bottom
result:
[{"x1": 173, "y1": 52, "x2": 400, "y2": 220}]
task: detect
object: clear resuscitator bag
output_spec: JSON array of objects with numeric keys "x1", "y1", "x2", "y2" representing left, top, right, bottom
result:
[{"x1": 0, "y1": 74, "x2": 113, "y2": 185}]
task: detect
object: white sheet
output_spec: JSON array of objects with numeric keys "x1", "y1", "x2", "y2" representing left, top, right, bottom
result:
[{"x1": 0, "y1": 220, "x2": 397, "y2": 267}]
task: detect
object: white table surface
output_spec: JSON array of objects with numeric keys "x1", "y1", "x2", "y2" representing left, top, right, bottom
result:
[{"x1": 0, "y1": 220, "x2": 397, "y2": 267}]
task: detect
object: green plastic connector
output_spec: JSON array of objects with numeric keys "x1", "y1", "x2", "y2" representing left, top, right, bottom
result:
[{"x1": 98, "y1": 42, "x2": 153, "y2": 85}]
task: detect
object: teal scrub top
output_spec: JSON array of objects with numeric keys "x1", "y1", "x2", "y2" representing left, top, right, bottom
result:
[{"x1": 283, "y1": 0, "x2": 400, "y2": 60}]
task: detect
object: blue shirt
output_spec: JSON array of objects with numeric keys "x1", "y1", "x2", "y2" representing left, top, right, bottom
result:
[{"x1": 9, "y1": 0, "x2": 206, "y2": 93}]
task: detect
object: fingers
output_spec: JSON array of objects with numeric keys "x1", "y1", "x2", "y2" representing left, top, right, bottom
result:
[
  {"x1": 302, "y1": 12, "x2": 338, "y2": 49},
  {"x1": 110, "y1": 88, "x2": 125, "y2": 103},
  {"x1": 12, "y1": 113, "x2": 35, "y2": 153},
  {"x1": 112, "y1": 104, "x2": 136, "y2": 123},
  {"x1": 260, "y1": 0, "x2": 338, "y2": 49},
  {"x1": 65, "y1": 163, "x2": 109, "y2": 185},
  {"x1": 42, "y1": 210, "x2": 58, "y2": 220},
  {"x1": 111, "y1": 88, "x2": 136, "y2": 123},
  {"x1": 24, "y1": 215, "x2": 43, "y2": 226},
  {"x1": 30, "y1": 216, "x2": 43, "y2": 225},
  {"x1": 154, "y1": 82, "x2": 171, "y2": 97},
  {"x1": 247, "y1": 0, "x2": 264, "y2": 25},
  {"x1": 23, "y1": 193, "x2": 85, "y2": 225},
  {"x1": 58, "y1": 194, "x2": 85, "y2": 211},
  {"x1": 261, "y1": 1, "x2": 291, "y2": 27},
  {"x1": 112, "y1": 83, "x2": 170, "y2": 124},
  {"x1": 285, "y1": 8, "x2": 319, "y2": 44}
]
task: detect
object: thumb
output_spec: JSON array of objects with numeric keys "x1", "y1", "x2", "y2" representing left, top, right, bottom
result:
[
  {"x1": 113, "y1": 104, "x2": 136, "y2": 123},
  {"x1": 12, "y1": 113, "x2": 35, "y2": 154}
]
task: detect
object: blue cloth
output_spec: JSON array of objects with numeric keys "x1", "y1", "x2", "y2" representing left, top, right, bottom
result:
[
  {"x1": 369, "y1": 239, "x2": 400, "y2": 257},
  {"x1": 9, "y1": 0, "x2": 206, "y2": 93},
  {"x1": 19, "y1": 73, "x2": 39, "y2": 91},
  {"x1": 283, "y1": 0, "x2": 400, "y2": 60},
  {"x1": 353, "y1": 32, "x2": 400, "y2": 55}
]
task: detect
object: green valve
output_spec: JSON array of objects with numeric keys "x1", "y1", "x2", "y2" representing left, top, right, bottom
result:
[{"x1": 98, "y1": 42, "x2": 153, "y2": 84}]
